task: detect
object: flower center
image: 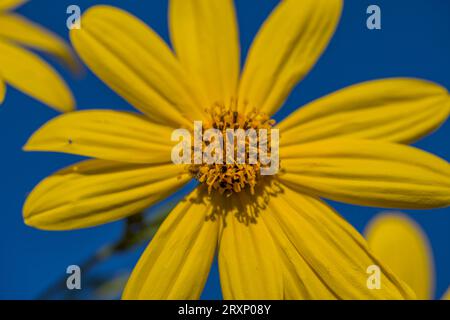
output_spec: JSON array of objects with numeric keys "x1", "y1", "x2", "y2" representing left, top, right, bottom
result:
[{"x1": 188, "y1": 104, "x2": 276, "y2": 196}]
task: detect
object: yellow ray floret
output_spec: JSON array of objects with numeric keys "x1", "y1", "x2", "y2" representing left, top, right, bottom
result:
[
  {"x1": 280, "y1": 139, "x2": 450, "y2": 209},
  {"x1": 0, "y1": 0, "x2": 76, "y2": 111},
  {"x1": 278, "y1": 78, "x2": 450, "y2": 145}
]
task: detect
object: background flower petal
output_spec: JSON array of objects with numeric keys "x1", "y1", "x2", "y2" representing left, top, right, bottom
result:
[
  {"x1": 0, "y1": 0, "x2": 27, "y2": 11},
  {"x1": 123, "y1": 187, "x2": 218, "y2": 300},
  {"x1": 238, "y1": 0, "x2": 342, "y2": 116},
  {"x1": 443, "y1": 287, "x2": 450, "y2": 300},
  {"x1": 0, "y1": 76, "x2": 5, "y2": 104},
  {"x1": 365, "y1": 213, "x2": 434, "y2": 300},
  {"x1": 169, "y1": 0, "x2": 240, "y2": 109},
  {"x1": 70, "y1": 5, "x2": 206, "y2": 127},
  {"x1": 0, "y1": 13, "x2": 79, "y2": 71},
  {"x1": 23, "y1": 160, "x2": 191, "y2": 230},
  {"x1": 24, "y1": 110, "x2": 175, "y2": 164},
  {"x1": 0, "y1": 40, "x2": 74, "y2": 112},
  {"x1": 264, "y1": 186, "x2": 415, "y2": 299},
  {"x1": 280, "y1": 139, "x2": 450, "y2": 209},
  {"x1": 278, "y1": 78, "x2": 450, "y2": 145}
]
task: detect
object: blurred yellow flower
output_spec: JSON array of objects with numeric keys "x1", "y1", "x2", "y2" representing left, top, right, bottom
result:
[
  {"x1": 0, "y1": 0, "x2": 76, "y2": 111},
  {"x1": 365, "y1": 213, "x2": 450, "y2": 300},
  {"x1": 23, "y1": 0, "x2": 450, "y2": 299}
]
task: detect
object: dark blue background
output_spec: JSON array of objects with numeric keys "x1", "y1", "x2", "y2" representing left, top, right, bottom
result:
[{"x1": 0, "y1": 0, "x2": 449, "y2": 299}]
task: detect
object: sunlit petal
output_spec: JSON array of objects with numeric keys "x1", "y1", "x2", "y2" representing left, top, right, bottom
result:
[
  {"x1": 24, "y1": 160, "x2": 191, "y2": 230},
  {"x1": 0, "y1": 13, "x2": 78, "y2": 71},
  {"x1": 218, "y1": 192, "x2": 283, "y2": 299},
  {"x1": 279, "y1": 79, "x2": 450, "y2": 145},
  {"x1": 0, "y1": 40, "x2": 74, "y2": 111},
  {"x1": 264, "y1": 185, "x2": 415, "y2": 299},
  {"x1": 238, "y1": 0, "x2": 342, "y2": 115},
  {"x1": 70, "y1": 5, "x2": 206, "y2": 126},
  {"x1": 24, "y1": 110, "x2": 175, "y2": 164},
  {"x1": 169, "y1": 0, "x2": 240, "y2": 109},
  {"x1": 0, "y1": 0, "x2": 27, "y2": 11},
  {"x1": 123, "y1": 187, "x2": 218, "y2": 299},
  {"x1": 280, "y1": 139, "x2": 450, "y2": 209},
  {"x1": 0, "y1": 76, "x2": 5, "y2": 104}
]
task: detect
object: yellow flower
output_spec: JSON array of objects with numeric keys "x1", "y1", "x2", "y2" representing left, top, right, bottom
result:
[
  {"x1": 23, "y1": 0, "x2": 450, "y2": 299},
  {"x1": 365, "y1": 213, "x2": 450, "y2": 300},
  {"x1": 0, "y1": 0, "x2": 75, "y2": 111}
]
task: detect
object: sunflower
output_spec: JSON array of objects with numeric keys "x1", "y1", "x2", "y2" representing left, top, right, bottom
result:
[
  {"x1": 0, "y1": 0, "x2": 75, "y2": 111},
  {"x1": 23, "y1": 0, "x2": 450, "y2": 299},
  {"x1": 365, "y1": 213, "x2": 450, "y2": 300}
]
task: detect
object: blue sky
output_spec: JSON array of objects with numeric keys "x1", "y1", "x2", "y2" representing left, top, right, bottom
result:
[{"x1": 0, "y1": 0, "x2": 449, "y2": 299}]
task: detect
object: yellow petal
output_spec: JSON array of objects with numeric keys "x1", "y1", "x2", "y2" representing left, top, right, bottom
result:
[
  {"x1": 255, "y1": 183, "x2": 335, "y2": 299},
  {"x1": 442, "y1": 287, "x2": 450, "y2": 300},
  {"x1": 0, "y1": 0, "x2": 27, "y2": 11},
  {"x1": 0, "y1": 40, "x2": 74, "y2": 111},
  {"x1": 0, "y1": 13, "x2": 78, "y2": 71},
  {"x1": 23, "y1": 160, "x2": 191, "y2": 230},
  {"x1": 238, "y1": 0, "x2": 342, "y2": 116},
  {"x1": 169, "y1": 0, "x2": 240, "y2": 109},
  {"x1": 280, "y1": 138, "x2": 450, "y2": 209},
  {"x1": 365, "y1": 213, "x2": 434, "y2": 300},
  {"x1": 0, "y1": 76, "x2": 5, "y2": 104},
  {"x1": 279, "y1": 79, "x2": 450, "y2": 145},
  {"x1": 123, "y1": 187, "x2": 218, "y2": 299},
  {"x1": 265, "y1": 185, "x2": 415, "y2": 299},
  {"x1": 24, "y1": 110, "x2": 175, "y2": 164},
  {"x1": 218, "y1": 192, "x2": 283, "y2": 299},
  {"x1": 70, "y1": 5, "x2": 205, "y2": 127}
]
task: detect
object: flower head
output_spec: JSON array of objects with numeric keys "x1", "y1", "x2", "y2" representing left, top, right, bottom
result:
[
  {"x1": 23, "y1": 0, "x2": 450, "y2": 299},
  {"x1": 0, "y1": 0, "x2": 76, "y2": 111}
]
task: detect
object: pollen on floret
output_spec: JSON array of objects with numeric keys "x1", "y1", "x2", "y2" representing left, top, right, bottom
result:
[{"x1": 188, "y1": 102, "x2": 277, "y2": 196}]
